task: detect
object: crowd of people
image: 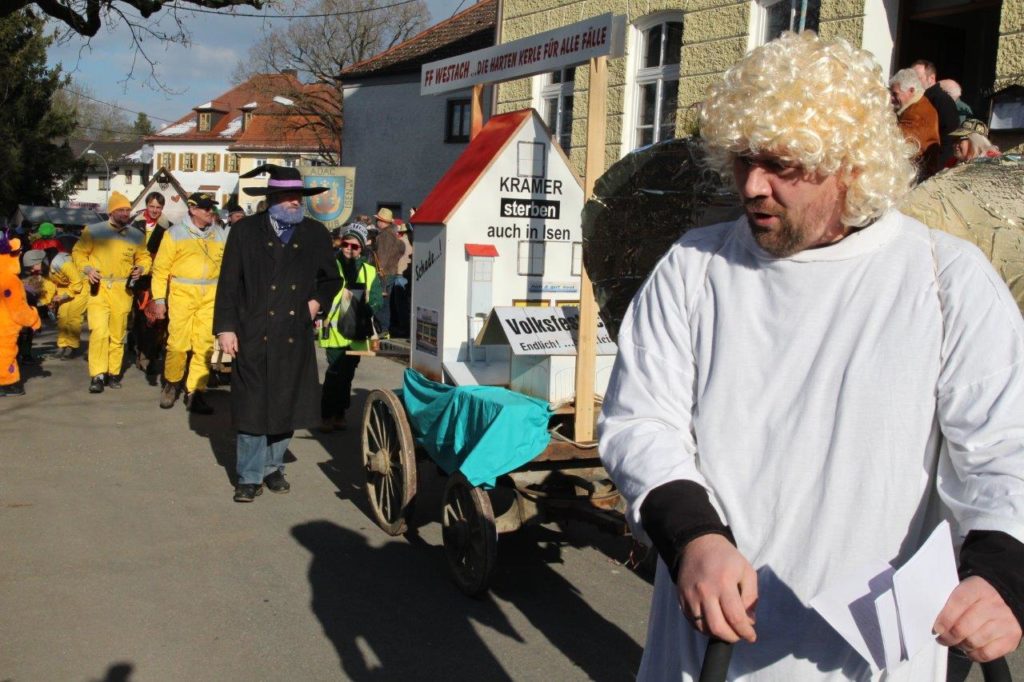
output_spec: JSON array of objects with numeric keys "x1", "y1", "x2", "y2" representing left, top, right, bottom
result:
[
  {"x1": 0, "y1": 163, "x2": 413, "y2": 504},
  {"x1": 889, "y1": 59, "x2": 1001, "y2": 180}
]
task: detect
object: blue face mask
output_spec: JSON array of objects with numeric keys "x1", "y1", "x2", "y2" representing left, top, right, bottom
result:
[{"x1": 269, "y1": 202, "x2": 304, "y2": 225}]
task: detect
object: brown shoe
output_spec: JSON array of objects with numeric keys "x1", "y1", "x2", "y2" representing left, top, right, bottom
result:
[
  {"x1": 332, "y1": 414, "x2": 347, "y2": 431},
  {"x1": 159, "y1": 382, "x2": 180, "y2": 409},
  {"x1": 318, "y1": 419, "x2": 334, "y2": 433}
]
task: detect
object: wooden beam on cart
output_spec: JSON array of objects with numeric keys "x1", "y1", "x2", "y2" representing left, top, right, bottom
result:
[{"x1": 573, "y1": 55, "x2": 608, "y2": 444}]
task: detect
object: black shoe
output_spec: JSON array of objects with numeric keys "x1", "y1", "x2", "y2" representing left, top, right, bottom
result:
[
  {"x1": 159, "y1": 381, "x2": 180, "y2": 408},
  {"x1": 263, "y1": 470, "x2": 290, "y2": 494},
  {"x1": 185, "y1": 391, "x2": 214, "y2": 415},
  {"x1": 1, "y1": 382, "x2": 25, "y2": 396},
  {"x1": 57, "y1": 347, "x2": 72, "y2": 361},
  {"x1": 89, "y1": 375, "x2": 105, "y2": 394},
  {"x1": 105, "y1": 374, "x2": 122, "y2": 389},
  {"x1": 18, "y1": 354, "x2": 40, "y2": 365},
  {"x1": 233, "y1": 484, "x2": 263, "y2": 502}
]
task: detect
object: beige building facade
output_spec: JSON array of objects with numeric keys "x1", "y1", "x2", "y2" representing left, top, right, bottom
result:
[{"x1": 496, "y1": 0, "x2": 1023, "y2": 174}]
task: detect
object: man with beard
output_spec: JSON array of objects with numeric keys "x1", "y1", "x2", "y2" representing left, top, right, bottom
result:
[
  {"x1": 599, "y1": 32, "x2": 1023, "y2": 681},
  {"x1": 150, "y1": 193, "x2": 229, "y2": 414},
  {"x1": 214, "y1": 165, "x2": 341, "y2": 502},
  {"x1": 72, "y1": 192, "x2": 152, "y2": 393}
]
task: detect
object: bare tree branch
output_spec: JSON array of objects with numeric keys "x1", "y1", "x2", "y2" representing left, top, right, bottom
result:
[{"x1": 3, "y1": 1, "x2": 265, "y2": 36}]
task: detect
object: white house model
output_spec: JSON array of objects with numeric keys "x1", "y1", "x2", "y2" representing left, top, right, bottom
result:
[{"x1": 410, "y1": 108, "x2": 615, "y2": 404}]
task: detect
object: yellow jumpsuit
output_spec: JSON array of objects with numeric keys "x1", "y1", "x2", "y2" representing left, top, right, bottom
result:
[
  {"x1": 0, "y1": 270, "x2": 41, "y2": 386},
  {"x1": 72, "y1": 221, "x2": 151, "y2": 377},
  {"x1": 47, "y1": 252, "x2": 87, "y2": 350},
  {"x1": 151, "y1": 219, "x2": 229, "y2": 393}
]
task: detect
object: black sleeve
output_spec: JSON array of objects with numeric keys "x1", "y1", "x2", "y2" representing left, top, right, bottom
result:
[
  {"x1": 958, "y1": 530, "x2": 1024, "y2": 628},
  {"x1": 147, "y1": 225, "x2": 166, "y2": 257},
  {"x1": 213, "y1": 222, "x2": 243, "y2": 335},
  {"x1": 639, "y1": 480, "x2": 735, "y2": 575},
  {"x1": 312, "y1": 226, "x2": 341, "y2": 314}
]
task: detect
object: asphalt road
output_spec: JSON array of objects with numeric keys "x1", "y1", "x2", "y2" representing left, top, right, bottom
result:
[
  {"x1": 0, "y1": 327, "x2": 651, "y2": 682},
  {"x1": 2, "y1": 326, "x2": 1020, "y2": 681}
]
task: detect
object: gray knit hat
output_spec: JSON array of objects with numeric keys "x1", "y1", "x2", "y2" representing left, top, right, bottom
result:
[{"x1": 22, "y1": 249, "x2": 47, "y2": 268}]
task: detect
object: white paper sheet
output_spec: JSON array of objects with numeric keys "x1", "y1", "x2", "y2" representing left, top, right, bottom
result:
[
  {"x1": 892, "y1": 521, "x2": 960, "y2": 659},
  {"x1": 811, "y1": 521, "x2": 959, "y2": 670}
]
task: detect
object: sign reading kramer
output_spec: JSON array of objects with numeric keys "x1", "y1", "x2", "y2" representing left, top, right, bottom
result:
[
  {"x1": 410, "y1": 109, "x2": 590, "y2": 385},
  {"x1": 478, "y1": 307, "x2": 617, "y2": 356},
  {"x1": 420, "y1": 13, "x2": 625, "y2": 96}
]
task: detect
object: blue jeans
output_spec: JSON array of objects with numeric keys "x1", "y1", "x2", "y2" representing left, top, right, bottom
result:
[{"x1": 236, "y1": 431, "x2": 293, "y2": 485}]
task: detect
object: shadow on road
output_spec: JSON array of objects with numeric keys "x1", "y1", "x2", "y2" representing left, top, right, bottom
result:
[
  {"x1": 292, "y1": 520, "x2": 518, "y2": 681},
  {"x1": 89, "y1": 662, "x2": 133, "y2": 682}
]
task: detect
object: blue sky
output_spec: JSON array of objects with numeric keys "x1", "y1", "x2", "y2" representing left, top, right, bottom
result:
[{"x1": 46, "y1": 0, "x2": 470, "y2": 130}]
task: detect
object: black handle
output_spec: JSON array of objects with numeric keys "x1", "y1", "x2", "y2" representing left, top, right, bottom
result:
[
  {"x1": 698, "y1": 639, "x2": 733, "y2": 682},
  {"x1": 981, "y1": 657, "x2": 1011, "y2": 682}
]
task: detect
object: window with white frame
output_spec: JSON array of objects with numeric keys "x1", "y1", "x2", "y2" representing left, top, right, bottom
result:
[
  {"x1": 755, "y1": 0, "x2": 820, "y2": 44},
  {"x1": 282, "y1": 157, "x2": 298, "y2": 168},
  {"x1": 517, "y1": 241, "x2": 546, "y2": 276},
  {"x1": 633, "y1": 17, "x2": 683, "y2": 149},
  {"x1": 541, "y1": 67, "x2": 575, "y2": 151}
]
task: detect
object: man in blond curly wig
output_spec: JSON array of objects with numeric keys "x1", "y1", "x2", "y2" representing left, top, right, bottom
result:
[{"x1": 600, "y1": 31, "x2": 1023, "y2": 681}]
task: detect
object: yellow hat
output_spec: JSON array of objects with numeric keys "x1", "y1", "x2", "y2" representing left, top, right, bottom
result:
[{"x1": 108, "y1": 191, "x2": 131, "y2": 213}]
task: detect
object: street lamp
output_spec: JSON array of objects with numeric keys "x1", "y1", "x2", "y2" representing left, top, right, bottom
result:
[{"x1": 86, "y1": 149, "x2": 110, "y2": 208}]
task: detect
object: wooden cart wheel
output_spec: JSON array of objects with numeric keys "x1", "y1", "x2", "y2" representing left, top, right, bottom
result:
[
  {"x1": 361, "y1": 389, "x2": 417, "y2": 536},
  {"x1": 441, "y1": 473, "x2": 497, "y2": 597}
]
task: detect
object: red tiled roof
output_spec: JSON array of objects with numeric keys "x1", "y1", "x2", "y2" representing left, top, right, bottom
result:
[
  {"x1": 144, "y1": 73, "x2": 306, "y2": 143},
  {"x1": 341, "y1": 0, "x2": 496, "y2": 80},
  {"x1": 465, "y1": 243, "x2": 499, "y2": 257},
  {"x1": 228, "y1": 114, "x2": 330, "y2": 152},
  {"x1": 414, "y1": 109, "x2": 532, "y2": 225}
]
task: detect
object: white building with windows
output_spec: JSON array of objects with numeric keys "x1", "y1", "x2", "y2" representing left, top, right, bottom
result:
[
  {"x1": 497, "y1": 0, "x2": 1021, "y2": 172},
  {"x1": 64, "y1": 140, "x2": 150, "y2": 210},
  {"x1": 339, "y1": 0, "x2": 497, "y2": 220},
  {"x1": 145, "y1": 73, "x2": 336, "y2": 209}
]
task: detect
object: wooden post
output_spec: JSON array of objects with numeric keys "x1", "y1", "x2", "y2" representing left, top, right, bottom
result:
[
  {"x1": 573, "y1": 56, "x2": 607, "y2": 443},
  {"x1": 470, "y1": 83, "x2": 485, "y2": 140}
]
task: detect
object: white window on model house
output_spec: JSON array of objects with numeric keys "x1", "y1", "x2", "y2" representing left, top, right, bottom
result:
[
  {"x1": 753, "y1": 0, "x2": 820, "y2": 45},
  {"x1": 632, "y1": 15, "x2": 683, "y2": 148},
  {"x1": 540, "y1": 67, "x2": 575, "y2": 151},
  {"x1": 517, "y1": 240, "x2": 546, "y2": 276}
]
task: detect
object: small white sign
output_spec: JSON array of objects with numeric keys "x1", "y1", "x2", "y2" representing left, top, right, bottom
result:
[
  {"x1": 420, "y1": 13, "x2": 625, "y2": 96},
  {"x1": 478, "y1": 306, "x2": 617, "y2": 356}
]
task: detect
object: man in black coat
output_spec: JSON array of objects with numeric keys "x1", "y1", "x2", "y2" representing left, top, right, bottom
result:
[
  {"x1": 213, "y1": 165, "x2": 341, "y2": 502},
  {"x1": 912, "y1": 59, "x2": 961, "y2": 168}
]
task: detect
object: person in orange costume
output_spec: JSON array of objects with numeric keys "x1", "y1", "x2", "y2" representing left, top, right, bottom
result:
[{"x1": 0, "y1": 248, "x2": 41, "y2": 397}]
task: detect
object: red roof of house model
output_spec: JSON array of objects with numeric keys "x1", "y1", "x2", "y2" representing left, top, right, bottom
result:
[{"x1": 414, "y1": 109, "x2": 533, "y2": 225}]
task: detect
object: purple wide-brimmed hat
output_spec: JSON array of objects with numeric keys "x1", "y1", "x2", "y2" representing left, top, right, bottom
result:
[{"x1": 240, "y1": 163, "x2": 328, "y2": 197}]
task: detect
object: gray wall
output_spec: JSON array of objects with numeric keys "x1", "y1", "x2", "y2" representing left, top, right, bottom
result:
[{"x1": 342, "y1": 74, "x2": 493, "y2": 220}]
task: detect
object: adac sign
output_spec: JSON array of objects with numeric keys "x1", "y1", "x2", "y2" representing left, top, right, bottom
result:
[{"x1": 300, "y1": 165, "x2": 356, "y2": 229}]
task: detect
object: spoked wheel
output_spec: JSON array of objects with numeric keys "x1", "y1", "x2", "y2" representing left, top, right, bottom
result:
[
  {"x1": 441, "y1": 473, "x2": 497, "y2": 597},
  {"x1": 361, "y1": 389, "x2": 417, "y2": 535}
]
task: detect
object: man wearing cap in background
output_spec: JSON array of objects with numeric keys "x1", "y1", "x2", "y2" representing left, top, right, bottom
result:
[
  {"x1": 214, "y1": 164, "x2": 340, "y2": 502},
  {"x1": 129, "y1": 191, "x2": 173, "y2": 378},
  {"x1": 72, "y1": 191, "x2": 151, "y2": 394},
  {"x1": 368, "y1": 207, "x2": 412, "y2": 337},
  {"x1": 149, "y1": 193, "x2": 229, "y2": 414},
  {"x1": 0, "y1": 238, "x2": 41, "y2": 397},
  {"x1": 224, "y1": 200, "x2": 246, "y2": 226},
  {"x1": 318, "y1": 223, "x2": 382, "y2": 432}
]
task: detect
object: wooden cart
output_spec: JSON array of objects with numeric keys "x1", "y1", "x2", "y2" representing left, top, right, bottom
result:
[{"x1": 360, "y1": 386, "x2": 626, "y2": 596}]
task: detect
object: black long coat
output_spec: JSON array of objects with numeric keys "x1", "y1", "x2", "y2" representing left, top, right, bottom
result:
[{"x1": 213, "y1": 213, "x2": 341, "y2": 435}]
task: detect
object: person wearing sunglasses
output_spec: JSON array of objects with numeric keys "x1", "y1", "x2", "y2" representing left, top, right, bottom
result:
[{"x1": 318, "y1": 224, "x2": 383, "y2": 433}]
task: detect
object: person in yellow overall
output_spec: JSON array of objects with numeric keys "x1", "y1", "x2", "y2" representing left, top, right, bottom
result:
[
  {"x1": 72, "y1": 191, "x2": 151, "y2": 394},
  {"x1": 45, "y1": 249, "x2": 88, "y2": 360},
  {"x1": 318, "y1": 224, "x2": 382, "y2": 432},
  {"x1": 149, "y1": 193, "x2": 229, "y2": 414},
  {"x1": 0, "y1": 242, "x2": 41, "y2": 397}
]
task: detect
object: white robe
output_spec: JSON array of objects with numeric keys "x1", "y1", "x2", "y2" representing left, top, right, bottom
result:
[{"x1": 599, "y1": 210, "x2": 1024, "y2": 681}]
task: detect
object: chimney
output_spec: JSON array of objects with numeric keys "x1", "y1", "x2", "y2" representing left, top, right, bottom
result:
[{"x1": 281, "y1": 69, "x2": 298, "y2": 78}]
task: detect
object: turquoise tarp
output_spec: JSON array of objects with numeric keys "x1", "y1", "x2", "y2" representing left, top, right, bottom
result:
[{"x1": 401, "y1": 369, "x2": 552, "y2": 487}]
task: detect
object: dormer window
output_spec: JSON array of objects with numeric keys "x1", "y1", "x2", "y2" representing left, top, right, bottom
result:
[
  {"x1": 243, "y1": 111, "x2": 254, "y2": 131},
  {"x1": 198, "y1": 112, "x2": 212, "y2": 132}
]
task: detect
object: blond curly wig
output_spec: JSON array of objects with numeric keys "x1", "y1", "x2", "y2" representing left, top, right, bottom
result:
[{"x1": 700, "y1": 31, "x2": 918, "y2": 227}]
